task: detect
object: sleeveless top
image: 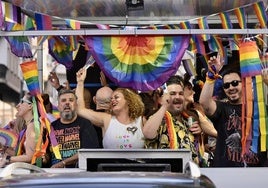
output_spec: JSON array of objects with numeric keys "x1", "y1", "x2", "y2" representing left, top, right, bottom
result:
[{"x1": 102, "y1": 116, "x2": 145, "y2": 149}]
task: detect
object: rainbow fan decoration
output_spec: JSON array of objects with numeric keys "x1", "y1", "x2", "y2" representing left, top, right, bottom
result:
[
  {"x1": 0, "y1": 128, "x2": 18, "y2": 148},
  {"x1": 85, "y1": 35, "x2": 190, "y2": 91}
]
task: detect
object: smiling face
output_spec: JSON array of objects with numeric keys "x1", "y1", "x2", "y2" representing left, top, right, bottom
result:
[
  {"x1": 166, "y1": 84, "x2": 185, "y2": 115},
  {"x1": 110, "y1": 90, "x2": 128, "y2": 114},
  {"x1": 222, "y1": 72, "x2": 242, "y2": 104},
  {"x1": 58, "y1": 92, "x2": 78, "y2": 122}
]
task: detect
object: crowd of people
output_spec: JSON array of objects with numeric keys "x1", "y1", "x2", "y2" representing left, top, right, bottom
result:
[{"x1": 1, "y1": 53, "x2": 268, "y2": 168}]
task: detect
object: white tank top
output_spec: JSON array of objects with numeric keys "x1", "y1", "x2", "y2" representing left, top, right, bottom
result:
[{"x1": 102, "y1": 116, "x2": 145, "y2": 149}]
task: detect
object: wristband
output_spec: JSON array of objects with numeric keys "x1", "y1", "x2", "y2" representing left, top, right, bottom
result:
[
  {"x1": 56, "y1": 85, "x2": 64, "y2": 92},
  {"x1": 6, "y1": 155, "x2": 11, "y2": 164}
]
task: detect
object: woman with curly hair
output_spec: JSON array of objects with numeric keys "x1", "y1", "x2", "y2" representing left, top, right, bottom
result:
[{"x1": 76, "y1": 68, "x2": 146, "y2": 149}]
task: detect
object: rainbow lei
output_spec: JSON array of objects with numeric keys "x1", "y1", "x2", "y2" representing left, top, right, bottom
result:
[{"x1": 165, "y1": 111, "x2": 178, "y2": 149}]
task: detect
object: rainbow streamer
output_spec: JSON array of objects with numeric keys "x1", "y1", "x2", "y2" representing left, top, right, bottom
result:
[
  {"x1": 4, "y1": 2, "x2": 21, "y2": 23},
  {"x1": 253, "y1": 1, "x2": 268, "y2": 28},
  {"x1": 253, "y1": 76, "x2": 268, "y2": 152},
  {"x1": 234, "y1": 7, "x2": 247, "y2": 29},
  {"x1": 35, "y1": 12, "x2": 52, "y2": 30},
  {"x1": 0, "y1": 128, "x2": 18, "y2": 148},
  {"x1": 165, "y1": 111, "x2": 178, "y2": 149},
  {"x1": 219, "y1": 11, "x2": 233, "y2": 29},
  {"x1": 180, "y1": 21, "x2": 194, "y2": 45},
  {"x1": 197, "y1": 17, "x2": 210, "y2": 41},
  {"x1": 239, "y1": 41, "x2": 262, "y2": 78},
  {"x1": 208, "y1": 36, "x2": 225, "y2": 58},
  {"x1": 85, "y1": 35, "x2": 190, "y2": 91},
  {"x1": 20, "y1": 60, "x2": 40, "y2": 96},
  {"x1": 65, "y1": 19, "x2": 80, "y2": 30}
]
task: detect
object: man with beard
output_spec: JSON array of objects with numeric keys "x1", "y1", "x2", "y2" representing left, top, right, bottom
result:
[
  {"x1": 49, "y1": 89, "x2": 100, "y2": 168},
  {"x1": 199, "y1": 55, "x2": 260, "y2": 167},
  {"x1": 143, "y1": 75, "x2": 202, "y2": 165}
]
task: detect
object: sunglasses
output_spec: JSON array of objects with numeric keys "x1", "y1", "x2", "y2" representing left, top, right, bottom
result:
[
  {"x1": 20, "y1": 99, "x2": 32, "y2": 104},
  {"x1": 223, "y1": 80, "x2": 241, "y2": 89}
]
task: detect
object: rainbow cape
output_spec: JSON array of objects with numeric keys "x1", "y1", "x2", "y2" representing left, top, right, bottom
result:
[{"x1": 85, "y1": 35, "x2": 190, "y2": 91}]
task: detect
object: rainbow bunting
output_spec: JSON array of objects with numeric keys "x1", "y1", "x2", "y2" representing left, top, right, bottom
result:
[
  {"x1": 48, "y1": 36, "x2": 74, "y2": 69},
  {"x1": 0, "y1": 128, "x2": 18, "y2": 148},
  {"x1": 24, "y1": 16, "x2": 35, "y2": 30},
  {"x1": 20, "y1": 60, "x2": 40, "y2": 96},
  {"x1": 35, "y1": 12, "x2": 52, "y2": 30},
  {"x1": 65, "y1": 19, "x2": 80, "y2": 30},
  {"x1": 4, "y1": 2, "x2": 21, "y2": 23},
  {"x1": 85, "y1": 35, "x2": 190, "y2": 91},
  {"x1": 234, "y1": 7, "x2": 247, "y2": 29},
  {"x1": 193, "y1": 35, "x2": 206, "y2": 55},
  {"x1": 239, "y1": 41, "x2": 262, "y2": 78},
  {"x1": 253, "y1": 1, "x2": 268, "y2": 28},
  {"x1": 4, "y1": 21, "x2": 33, "y2": 58},
  {"x1": 219, "y1": 11, "x2": 233, "y2": 29},
  {"x1": 197, "y1": 17, "x2": 210, "y2": 41}
]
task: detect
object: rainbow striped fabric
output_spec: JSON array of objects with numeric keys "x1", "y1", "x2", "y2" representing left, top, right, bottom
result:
[
  {"x1": 239, "y1": 41, "x2": 262, "y2": 78},
  {"x1": 20, "y1": 60, "x2": 40, "y2": 96},
  {"x1": 85, "y1": 35, "x2": 190, "y2": 91}
]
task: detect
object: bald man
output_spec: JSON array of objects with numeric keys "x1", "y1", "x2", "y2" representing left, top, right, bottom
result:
[{"x1": 93, "y1": 86, "x2": 113, "y2": 112}]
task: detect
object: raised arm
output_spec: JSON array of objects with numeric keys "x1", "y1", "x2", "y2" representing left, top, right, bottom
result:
[
  {"x1": 199, "y1": 55, "x2": 223, "y2": 116},
  {"x1": 142, "y1": 93, "x2": 169, "y2": 139},
  {"x1": 75, "y1": 68, "x2": 109, "y2": 127}
]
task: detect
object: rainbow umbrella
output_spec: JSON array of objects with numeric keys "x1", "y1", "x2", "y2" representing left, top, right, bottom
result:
[{"x1": 85, "y1": 35, "x2": 190, "y2": 91}]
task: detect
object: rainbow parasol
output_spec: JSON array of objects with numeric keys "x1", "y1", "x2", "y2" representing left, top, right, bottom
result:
[
  {"x1": 85, "y1": 35, "x2": 190, "y2": 91},
  {"x1": 0, "y1": 128, "x2": 18, "y2": 148}
]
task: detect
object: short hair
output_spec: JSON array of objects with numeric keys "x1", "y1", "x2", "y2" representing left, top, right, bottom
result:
[
  {"x1": 58, "y1": 89, "x2": 77, "y2": 99},
  {"x1": 166, "y1": 75, "x2": 184, "y2": 87}
]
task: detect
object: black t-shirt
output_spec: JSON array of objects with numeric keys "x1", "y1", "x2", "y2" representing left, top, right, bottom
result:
[
  {"x1": 209, "y1": 101, "x2": 259, "y2": 167},
  {"x1": 50, "y1": 116, "x2": 100, "y2": 167}
]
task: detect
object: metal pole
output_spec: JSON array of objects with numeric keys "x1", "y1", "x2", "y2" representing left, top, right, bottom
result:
[{"x1": 37, "y1": 44, "x2": 43, "y2": 93}]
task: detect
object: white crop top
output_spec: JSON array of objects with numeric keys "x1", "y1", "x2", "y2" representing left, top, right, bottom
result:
[{"x1": 102, "y1": 116, "x2": 145, "y2": 149}]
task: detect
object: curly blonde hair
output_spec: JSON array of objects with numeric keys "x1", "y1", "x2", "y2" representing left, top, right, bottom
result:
[{"x1": 114, "y1": 88, "x2": 144, "y2": 120}]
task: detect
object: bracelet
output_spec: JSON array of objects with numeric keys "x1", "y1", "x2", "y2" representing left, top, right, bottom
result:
[
  {"x1": 206, "y1": 76, "x2": 216, "y2": 84},
  {"x1": 56, "y1": 85, "x2": 64, "y2": 92},
  {"x1": 6, "y1": 155, "x2": 11, "y2": 164},
  {"x1": 62, "y1": 160, "x2": 66, "y2": 167}
]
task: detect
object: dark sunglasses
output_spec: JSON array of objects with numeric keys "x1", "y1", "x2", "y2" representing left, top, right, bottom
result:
[
  {"x1": 20, "y1": 99, "x2": 32, "y2": 104},
  {"x1": 223, "y1": 80, "x2": 241, "y2": 89}
]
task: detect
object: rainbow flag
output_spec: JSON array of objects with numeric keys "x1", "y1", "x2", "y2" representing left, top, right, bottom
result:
[
  {"x1": 219, "y1": 11, "x2": 233, "y2": 29},
  {"x1": 0, "y1": 128, "x2": 18, "y2": 148},
  {"x1": 4, "y1": 21, "x2": 33, "y2": 58},
  {"x1": 35, "y1": 12, "x2": 52, "y2": 30},
  {"x1": 20, "y1": 60, "x2": 40, "y2": 96},
  {"x1": 253, "y1": 1, "x2": 268, "y2": 28},
  {"x1": 4, "y1": 2, "x2": 21, "y2": 23},
  {"x1": 65, "y1": 19, "x2": 80, "y2": 30},
  {"x1": 48, "y1": 36, "x2": 74, "y2": 69},
  {"x1": 85, "y1": 35, "x2": 190, "y2": 91},
  {"x1": 197, "y1": 17, "x2": 210, "y2": 41},
  {"x1": 239, "y1": 41, "x2": 262, "y2": 78},
  {"x1": 24, "y1": 15, "x2": 35, "y2": 30},
  {"x1": 234, "y1": 7, "x2": 247, "y2": 29}
]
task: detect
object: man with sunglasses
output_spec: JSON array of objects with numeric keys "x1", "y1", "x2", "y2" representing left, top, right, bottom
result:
[{"x1": 199, "y1": 55, "x2": 260, "y2": 167}]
